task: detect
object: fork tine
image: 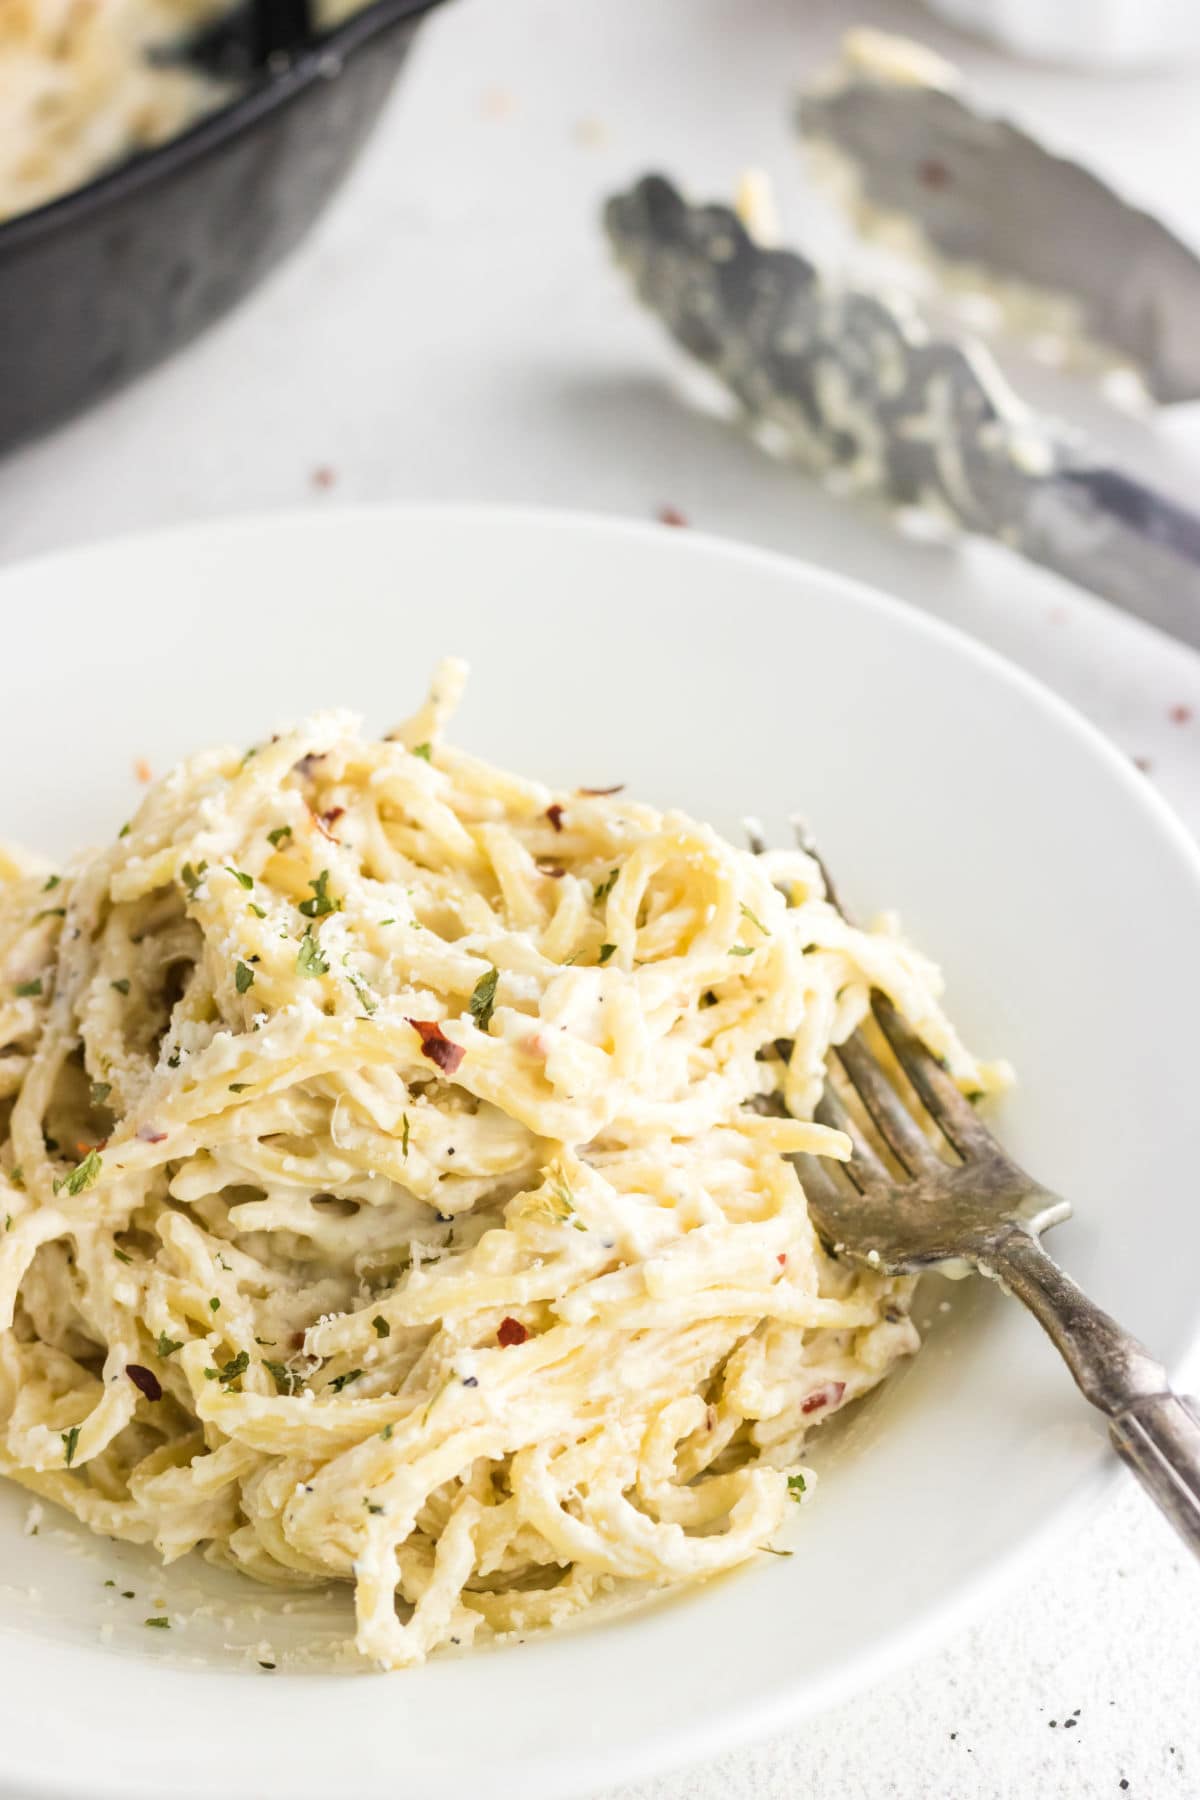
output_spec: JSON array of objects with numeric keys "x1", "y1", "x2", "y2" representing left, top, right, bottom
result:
[
  {"x1": 764, "y1": 823, "x2": 993, "y2": 1166},
  {"x1": 793, "y1": 1148, "x2": 854, "y2": 1214},
  {"x1": 834, "y1": 1031, "x2": 943, "y2": 1175},
  {"x1": 870, "y1": 993, "x2": 992, "y2": 1159},
  {"x1": 791, "y1": 817, "x2": 847, "y2": 912},
  {"x1": 743, "y1": 816, "x2": 767, "y2": 856},
  {"x1": 815, "y1": 1084, "x2": 890, "y2": 1188}
]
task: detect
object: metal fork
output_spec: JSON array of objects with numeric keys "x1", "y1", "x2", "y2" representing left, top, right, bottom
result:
[{"x1": 758, "y1": 829, "x2": 1200, "y2": 1556}]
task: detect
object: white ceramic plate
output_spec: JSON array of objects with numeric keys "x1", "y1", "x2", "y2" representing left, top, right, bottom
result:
[{"x1": 1, "y1": 506, "x2": 1198, "y2": 1800}]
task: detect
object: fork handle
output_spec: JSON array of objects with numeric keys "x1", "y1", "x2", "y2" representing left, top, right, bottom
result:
[
  {"x1": 1109, "y1": 1395, "x2": 1200, "y2": 1556},
  {"x1": 991, "y1": 1229, "x2": 1200, "y2": 1559}
]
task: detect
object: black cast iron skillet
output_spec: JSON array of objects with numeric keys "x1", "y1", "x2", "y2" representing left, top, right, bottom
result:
[{"x1": 0, "y1": 0, "x2": 449, "y2": 458}]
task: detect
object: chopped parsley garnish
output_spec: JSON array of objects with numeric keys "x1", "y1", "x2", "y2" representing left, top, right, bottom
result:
[
  {"x1": 298, "y1": 869, "x2": 339, "y2": 919},
  {"x1": 248, "y1": 903, "x2": 267, "y2": 919},
  {"x1": 468, "y1": 966, "x2": 499, "y2": 1032},
  {"x1": 59, "y1": 1150, "x2": 102, "y2": 1197},
  {"x1": 728, "y1": 945, "x2": 754, "y2": 957},
  {"x1": 739, "y1": 903, "x2": 770, "y2": 936},
  {"x1": 211, "y1": 1351, "x2": 249, "y2": 1388},
  {"x1": 234, "y1": 961, "x2": 255, "y2": 995},
  {"x1": 144, "y1": 1617, "x2": 170, "y2": 1630},
  {"x1": 90, "y1": 1081, "x2": 112, "y2": 1107},
  {"x1": 156, "y1": 1332, "x2": 183, "y2": 1359},
  {"x1": 114, "y1": 1249, "x2": 132, "y2": 1265},
  {"x1": 296, "y1": 929, "x2": 329, "y2": 978},
  {"x1": 14, "y1": 979, "x2": 42, "y2": 997},
  {"x1": 411, "y1": 742, "x2": 432, "y2": 762},
  {"x1": 401, "y1": 1113, "x2": 410, "y2": 1159},
  {"x1": 180, "y1": 860, "x2": 208, "y2": 899},
  {"x1": 597, "y1": 943, "x2": 616, "y2": 966},
  {"x1": 34, "y1": 907, "x2": 65, "y2": 922},
  {"x1": 328, "y1": 1368, "x2": 363, "y2": 1394},
  {"x1": 542, "y1": 1177, "x2": 581, "y2": 1228},
  {"x1": 111, "y1": 979, "x2": 131, "y2": 996},
  {"x1": 378, "y1": 917, "x2": 395, "y2": 926},
  {"x1": 118, "y1": 823, "x2": 131, "y2": 839},
  {"x1": 267, "y1": 826, "x2": 292, "y2": 848},
  {"x1": 209, "y1": 1297, "x2": 221, "y2": 1312},
  {"x1": 380, "y1": 1423, "x2": 393, "y2": 1441},
  {"x1": 372, "y1": 1316, "x2": 390, "y2": 1339},
  {"x1": 62, "y1": 1425, "x2": 80, "y2": 1467},
  {"x1": 226, "y1": 867, "x2": 254, "y2": 890},
  {"x1": 263, "y1": 1360, "x2": 304, "y2": 1396},
  {"x1": 229, "y1": 1082, "x2": 250, "y2": 1093},
  {"x1": 42, "y1": 874, "x2": 60, "y2": 892},
  {"x1": 787, "y1": 1473, "x2": 807, "y2": 1501},
  {"x1": 9, "y1": 1166, "x2": 22, "y2": 1189},
  {"x1": 344, "y1": 963, "x2": 377, "y2": 1015},
  {"x1": 365, "y1": 1501, "x2": 384, "y2": 1515},
  {"x1": 594, "y1": 868, "x2": 619, "y2": 905}
]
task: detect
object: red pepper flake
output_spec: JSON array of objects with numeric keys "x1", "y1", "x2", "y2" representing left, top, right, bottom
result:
[
  {"x1": 133, "y1": 758, "x2": 153, "y2": 785},
  {"x1": 497, "y1": 1316, "x2": 528, "y2": 1348},
  {"x1": 311, "y1": 466, "x2": 337, "y2": 491},
  {"x1": 578, "y1": 784, "x2": 625, "y2": 797},
  {"x1": 309, "y1": 807, "x2": 338, "y2": 843},
  {"x1": 294, "y1": 753, "x2": 327, "y2": 779},
  {"x1": 321, "y1": 806, "x2": 345, "y2": 829},
  {"x1": 538, "y1": 863, "x2": 567, "y2": 879},
  {"x1": 918, "y1": 158, "x2": 951, "y2": 189},
  {"x1": 407, "y1": 1018, "x2": 466, "y2": 1076},
  {"x1": 289, "y1": 1331, "x2": 306, "y2": 1350},
  {"x1": 1169, "y1": 703, "x2": 1193, "y2": 725},
  {"x1": 137, "y1": 1125, "x2": 167, "y2": 1144},
  {"x1": 1132, "y1": 755, "x2": 1153, "y2": 774},
  {"x1": 126, "y1": 1365, "x2": 162, "y2": 1402},
  {"x1": 657, "y1": 505, "x2": 688, "y2": 528},
  {"x1": 777, "y1": 1253, "x2": 787, "y2": 1265},
  {"x1": 800, "y1": 1380, "x2": 845, "y2": 1415},
  {"x1": 546, "y1": 804, "x2": 565, "y2": 833}
]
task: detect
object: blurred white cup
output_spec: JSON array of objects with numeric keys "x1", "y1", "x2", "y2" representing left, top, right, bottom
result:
[{"x1": 924, "y1": 0, "x2": 1200, "y2": 68}]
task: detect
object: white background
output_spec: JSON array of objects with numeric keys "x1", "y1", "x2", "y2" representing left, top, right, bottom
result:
[{"x1": 4, "y1": 1, "x2": 1200, "y2": 1793}]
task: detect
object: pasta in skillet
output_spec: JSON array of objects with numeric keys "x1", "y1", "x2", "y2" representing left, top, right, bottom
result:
[
  {"x1": 0, "y1": 661, "x2": 1000, "y2": 1667},
  {"x1": 0, "y1": 0, "x2": 377, "y2": 224}
]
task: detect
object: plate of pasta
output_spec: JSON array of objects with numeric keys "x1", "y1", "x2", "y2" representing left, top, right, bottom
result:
[{"x1": 0, "y1": 505, "x2": 1197, "y2": 1800}]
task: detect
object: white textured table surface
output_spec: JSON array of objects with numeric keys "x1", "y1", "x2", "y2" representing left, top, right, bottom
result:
[{"x1": 4, "y1": 1, "x2": 1200, "y2": 1794}]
